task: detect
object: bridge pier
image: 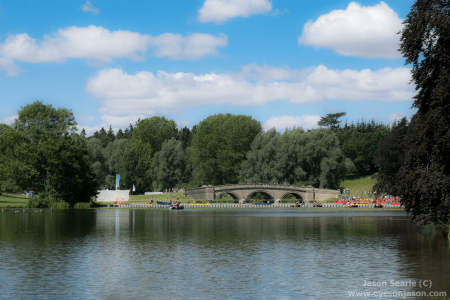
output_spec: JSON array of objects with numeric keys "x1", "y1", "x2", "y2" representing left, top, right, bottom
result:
[{"x1": 274, "y1": 199, "x2": 281, "y2": 204}]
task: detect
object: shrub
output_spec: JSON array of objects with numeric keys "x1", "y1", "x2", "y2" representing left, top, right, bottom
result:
[
  {"x1": 27, "y1": 195, "x2": 69, "y2": 209},
  {"x1": 74, "y1": 202, "x2": 93, "y2": 209}
]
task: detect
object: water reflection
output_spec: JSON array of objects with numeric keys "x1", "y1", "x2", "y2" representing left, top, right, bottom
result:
[{"x1": 0, "y1": 209, "x2": 448, "y2": 299}]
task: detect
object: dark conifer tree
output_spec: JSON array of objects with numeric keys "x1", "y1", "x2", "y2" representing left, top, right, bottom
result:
[{"x1": 396, "y1": 0, "x2": 450, "y2": 228}]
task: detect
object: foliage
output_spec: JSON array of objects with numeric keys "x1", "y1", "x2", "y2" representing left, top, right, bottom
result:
[
  {"x1": 396, "y1": 0, "x2": 450, "y2": 226},
  {"x1": 240, "y1": 128, "x2": 352, "y2": 189},
  {"x1": 151, "y1": 139, "x2": 193, "y2": 192},
  {"x1": 131, "y1": 116, "x2": 178, "y2": 154},
  {"x1": 192, "y1": 114, "x2": 262, "y2": 186},
  {"x1": 177, "y1": 126, "x2": 195, "y2": 149},
  {"x1": 373, "y1": 117, "x2": 415, "y2": 196},
  {"x1": 118, "y1": 138, "x2": 152, "y2": 194},
  {"x1": 74, "y1": 202, "x2": 93, "y2": 209},
  {"x1": 27, "y1": 195, "x2": 70, "y2": 209},
  {"x1": 103, "y1": 138, "x2": 128, "y2": 189},
  {"x1": 336, "y1": 119, "x2": 391, "y2": 178},
  {"x1": 1, "y1": 101, "x2": 97, "y2": 203},
  {"x1": 240, "y1": 128, "x2": 280, "y2": 184},
  {"x1": 318, "y1": 112, "x2": 346, "y2": 131}
]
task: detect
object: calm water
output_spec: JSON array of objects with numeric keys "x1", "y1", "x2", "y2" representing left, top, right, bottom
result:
[{"x1": 0, "y1": 209, "x2": 449, "y2": 299}]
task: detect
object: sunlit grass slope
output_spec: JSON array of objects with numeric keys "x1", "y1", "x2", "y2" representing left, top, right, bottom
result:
[{"x1": 339, "y1": 174, "x2": 378, "y2": 196}]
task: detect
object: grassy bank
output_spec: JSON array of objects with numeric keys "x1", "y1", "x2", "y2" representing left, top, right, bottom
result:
[
  {"x1": 0, "y1": 195, "x2": 28, "y2": 208},
  {"x1": 339, "y1": 175, "x2": 378, "y2": 197}
]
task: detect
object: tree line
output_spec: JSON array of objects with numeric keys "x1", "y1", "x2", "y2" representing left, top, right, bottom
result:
[{"x1": 0, "y1": 104, "x2": 397, "y2": 201}]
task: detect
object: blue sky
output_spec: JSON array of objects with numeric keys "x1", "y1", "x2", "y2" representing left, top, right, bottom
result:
[{"x1": 0, "y1": 0, "x2": 416, "y2": 135}]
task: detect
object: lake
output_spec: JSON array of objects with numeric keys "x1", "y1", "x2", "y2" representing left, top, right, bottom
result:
[{"x1": 0, "y1": 209, "x2": 449, "y2": 299}]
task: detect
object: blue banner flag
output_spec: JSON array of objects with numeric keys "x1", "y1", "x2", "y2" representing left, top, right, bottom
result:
[{"x1": 116, "y1": 174, "x2": 120, "y2": 188}]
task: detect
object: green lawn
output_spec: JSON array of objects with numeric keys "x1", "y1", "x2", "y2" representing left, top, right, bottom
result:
[
  {"x1": 339, "y1": 174, "x2": 378, "y2": 197},
  {"x1": 0, "y1": 196, "x2": 28, "y2": 207},
  {"x1": 128, "y1": 192, "x2": 194, "y2": 203}
]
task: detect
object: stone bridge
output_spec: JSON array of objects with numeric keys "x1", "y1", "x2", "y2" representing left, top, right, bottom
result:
[{"x1": 182, "y1": 184, "x2": 340, "y2": 204}]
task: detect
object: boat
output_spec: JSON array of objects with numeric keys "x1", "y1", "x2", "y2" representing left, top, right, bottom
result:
[
  {"x1": 313, "y1": 205, "x2": 323, "y2": 207},
  {"x1": 169, "y1": 205, "x2": 184, "y2": 210},
  {"x1": 344, "y1": 205, "x2": 359, "y2": 208},
  {"x1": 374, "y1": 204, "x2": 383, "y2": 208}
]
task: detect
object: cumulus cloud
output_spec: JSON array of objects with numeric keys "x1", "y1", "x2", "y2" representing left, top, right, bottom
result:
[
  {"x1": 148, "y1": 33, "x2": 227, "y2": 60},
  {"x1": 298, "y1": 1, "x2": 403, "y2": 58},
  {"x1": 0, "y1": 115, "x2": 18, "y2": 125},
  {"x1": 263, "y1": 115, "x2": 321, "y2": 131},
  {"x1": 198, "y1": 0, "x2": 272, "y2": 23},
  {"x1": 81, "y1": 1, "x2": 100, "y2": 15},
  {"x1": 0, "y1": 26, "x2": 228, "y2": 76},
  {"x1": 85, "y1": 64, "x2": 413, "y2": 118}
]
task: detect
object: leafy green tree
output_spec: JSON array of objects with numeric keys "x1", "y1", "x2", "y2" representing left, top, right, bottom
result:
[
  {"x1": 336, "y1": 119, "x2": 391, "y2": 178},
  {"x1": 177, "y1": 126, "x2": 193, "y2": 149},
  {"x1": 103, "y1": 138, "x2": 128, "y2": 189},
  {"x1": 0, "y1": 125, "x2": 35, "y2": 193},
  {"x1": 240, "y1": 128, "x2": 352, "y2": 188},
  {"x1": 240, "y1": 128, "x2": 280, "y2": 184},
  {"x1": 131, "y1": 116, "x2": 177, "y2": 154},
  {"x1": 151, "y1": 138, "x2": 193, "y2": 191},
  {"x1": 192, "y1": 114, "x2": 262, "y2": 185},
  {"x1": 2, "y1": 101, "x2": 97, "y2": 203},
  {"x1": 396, "y1": 0, "x2": 450, "y2": 230},
  {"x1": 275, "y1": 129, "x2": 352, "y2": 188},
  {"x1": 318, "y1": 112, "x2": 346, "y2": 131},
  {"x1": 86, "y1": 138, "x2": 108, "y2": 189},
  {"x1": 118, "y1": 139, "x2": 152, "y2": 194}
]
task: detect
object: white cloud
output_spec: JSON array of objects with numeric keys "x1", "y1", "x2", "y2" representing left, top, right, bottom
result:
[
  {"x1": 198, "y1": 0, "x2": 272, "y2": 24},
  {"x1": 148, "y1": 33, "x2": 227, "y2": 60},
  {"x1": 0, "y1": 26, "x2": 228, "y2": 76},
  {"x1": 0, "y1": 115, "x2": 18, "y2": 125},
  {"x1": 100, "y1": 114, "x2": 146, "y2": 128},
  {"x1": 298, "y1": 1, "x2": 403, "y2": 58},
  {"x1": 263, "y1": 115, "x2": 321, "y2": 131},
  {"x1": 81, "y1": 1, "x2": 99, "y2": 15},
  {"x1": 85, "y1": 64, "x2": 414, "y2": 118}
]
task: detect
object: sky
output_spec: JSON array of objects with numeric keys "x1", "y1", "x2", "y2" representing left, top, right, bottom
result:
[{"x1": 0, "y1": 0, "x2": 417, "y2": 135}]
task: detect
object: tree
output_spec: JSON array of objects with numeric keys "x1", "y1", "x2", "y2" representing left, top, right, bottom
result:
[
  {"x1": 103, "y1": 138, "x2": 128, "y2": 189},
  {"x1": 131, "y1": 116, "x2": 177, "y2": 154},
  {"x1": 240, "y1": 128, "x2": 352, "y2": 188},
  {"x1": 318, "y1": 112, "x2": 346, "y2": 131},
  {"x1": 192, "y1": 114, "x2": 262, "y2": 185},
  {"x1": 2, "y1": 101, "x2": 97, "y2": 203},
  {"x1": 373, "y1": 117, "x2": 415, "y2": 196},
  {"x1": 86, "y1": 138, "x2": 108, "y2": 189},
  {"x1": 240, "y1": 128, "x2": 280, "y2": 184},
  {"x1": 118, "y1": 139, "x2": 152, "y2": 194},
  {"x1": 336, "y1": 119, "x2": 391, "y2": 178},
  {"x1": 177, "y1": 126, "x2": 193, "y2": 149},
  {"x1": 273, "y1": 128, "x2": 352, "y2": 188},
  {"x1": 396, "y1": 0, "x2": 450, "y2": 230},
  {"x1": 151, "y1": 138, "x2": 193, "y2": 191}
]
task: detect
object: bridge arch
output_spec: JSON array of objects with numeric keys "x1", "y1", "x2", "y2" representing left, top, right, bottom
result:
[
  {"x1": 214, "y1": 192, "x2": 240, "y2": 202},
  {"x1": 280, "y1": 192, "x2": 304, "y2": 203},
  {"x1": 245, "y1": 190, "x2": 275, "y2": 203}
]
